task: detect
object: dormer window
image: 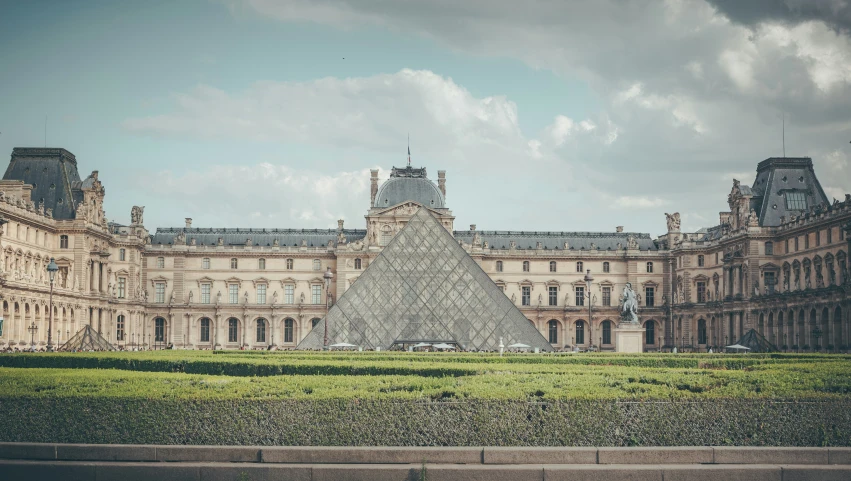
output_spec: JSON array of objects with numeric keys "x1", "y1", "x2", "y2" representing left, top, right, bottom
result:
[{"x1": 785, "y1": 191, "x2": 807, "y2": 210}]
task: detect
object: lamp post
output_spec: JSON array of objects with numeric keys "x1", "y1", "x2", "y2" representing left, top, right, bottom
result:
[
  {"x1": 583, "y1": 270, "x2": 594, "y2": 348},
  {"x1": 27, "y1": 322, "x2": 38, "y2": 349},
  {"x1": 46, "y1": 258, "x2": 58, "y2": 351},
  {"x1": 811, "y1": 327, "x2": 823, "y2": 352},
  {"x1": 323, "y1": 267, "x2": 334, "y2": 351}
]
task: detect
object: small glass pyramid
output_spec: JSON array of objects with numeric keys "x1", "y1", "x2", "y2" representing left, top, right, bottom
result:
[{"x1": 59, "y1": 324, "x2": 116, "y2": 351}]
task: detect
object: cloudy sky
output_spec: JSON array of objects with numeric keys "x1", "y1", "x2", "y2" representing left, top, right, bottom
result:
[{"x1": 1, "y1": 0, "x2": 849, "y2": 236}]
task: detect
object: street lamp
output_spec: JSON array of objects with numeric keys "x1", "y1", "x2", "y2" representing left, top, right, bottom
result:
[
  {"x1": 323, "y1": 267, "x2": 334, "y2": 351},
  {"x1": 46, "y1": 258, "x2": 58, "y2": 351},
  {"x1": 811, "y1": 327, "x2": 823, "y2": 352},
  {"x1": 583, "y1": 270, "x2": 594, "y2": 348},
  {"x1": 27, "y1": 322, "x2": 38, "y2": 350}
]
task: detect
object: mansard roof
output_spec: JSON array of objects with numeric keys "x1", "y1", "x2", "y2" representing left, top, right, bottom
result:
[
  {"x1": 3, "y1": 148, "x2": 82, "y2": 220},
  {"x1": 453, "y1": 231, "x2": 659, "y2": 251},
  {"x1": 374, "y1": 165, "x2": 445, "y2": 209},
  {"x1": 752, "y1": 157, "x2": 829, "y2": 227},
  {"x1": 150, "y1": 227, "x2": 366, "y2": 246}
]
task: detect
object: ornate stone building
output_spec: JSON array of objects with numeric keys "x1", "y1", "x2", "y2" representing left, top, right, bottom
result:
[{"x1": 1, "y1": 148, "x2": 848, "y2": 351}]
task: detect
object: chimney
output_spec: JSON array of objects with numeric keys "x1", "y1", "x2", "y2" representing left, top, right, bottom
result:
[
  {"x1": 185, "y1": 218, "x2": 192, "y2": 229},
  {"x1": 616, "y1": 226, "x2": 623, "y2": 233},
  {"x1": 337, "y1": 219, "x2": 344, "y2": 231},
  {"x1": 437, "y1": 170, "x2": 446, "y2": 197},
  {"x1": 370, "y1": 169, "x2": 379, "y2": 206},
  {"x1": 470, "y1": 224, "x2": 476, "y2": 231}
]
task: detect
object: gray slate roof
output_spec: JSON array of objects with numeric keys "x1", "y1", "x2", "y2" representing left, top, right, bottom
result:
[
  {"x1": 374, "y1": 166, "x2": 445, "y2": 208},
  {"x1": 3, "y1": 148, "x2": 83, "y2": 220},
  {"x1": 752, "y1": 158, "x2": 829, "y2": 227},
  {"x1": 453, "y1": 231, "x2": 659, "y2": 251},
  {"x1": 151, "y1": 227, "x2": 366, "y2": 246}
]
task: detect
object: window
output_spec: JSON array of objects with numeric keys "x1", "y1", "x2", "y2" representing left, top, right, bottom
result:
[
  {"x1": 256, "y1": 284, "x2": 266, "y2": 304},
  {"x1": 645, "y1": 321, "x2": 655, "y2": 345},
  {"x1": 156, "y1": 257, "x2": 164, "y2": 268},
  {"x1": 795, "y1": 237, "x2": 799, "y2": 251},
  {"x1": 784, "y1": 239, "x2": 789, "y2": 254},
  {"x1": 522, "y1": 261, "x2": 530, "y2": 272},
  {"x1": 496, "y1": 261, "x2": 503, "y2": 272},
  {"x1": 646, "y1": 262, "x2": 654, "y2": 273},
  {"x1": 697, "y1": 281, "x2": 706, "y2": 303},
  {"x1": 575, "y1": 286, "x2": 585, "y2": 306},
  {"x1": 576, "y1": 262, "x2": 583, "y2": 273},
  {"x1": 312, "y1": 285, "x2": 322, "y2": 304},
  {"x1": 827, "y1": 228, "x2": 833, "y2": 244},
  {"x1": 602, "y1": 320, "x2": 612, "y2": 345},
  {"x1": 60, "y1": 235, "x2": 68, "y2": 249},
  {"x1": 256, "y1": 319, "x2": 266, "y2": 343},
  {"x1": 259, "y1": 258, "x2": 266, "y2": 270},
  {"x1": 285, "y1": 319, "x2": 294, "y2": 343},
  {"x1": 380, "y1": 226, "x2": 393, "y2": 246},
  {"x1": 355, "y1": 258, "x2": 362, "y2": 270},
  {"x1": 230, "y1": 258, "x2": 238, "y2": 269},
  {"x1": 155, "y1": 283, "x2": 165, "y2": 303},
  {"x1": 602, "y1": 286, "x2": 611, "y2": 306},
  {"x1": 311, "y1": 318, "x2": 321, "y2": 328},
  {"x1": 521, "y1": 286, "x2": 530, "y2": 306},
  {"x1": 285, "y1": 285, "x2": 294, "y2": 304},
  {"x1": 548, "y1": 320, "x2": 558, "y2": 344},
  {"x1": 698, "y1": 255, "x2": 704, "y2": 267},
  {"x1": 575, "y1": 321, "x2": 585, "y2": 344},
  {"x1": 765, "y1": 242, "x2": 773, "y2": 255},
  {"x1": 804, "y1": 234, "x2": 809, "y2": 249},
  {"x1": 715, "y1": 252, "x2": 719, "y2": 264},
  {"x1": 117, "y1": 277, "x2": 126, "y2": 299},
  {"x1": 202, "y1": 258, "x2": 210, "y2": 269},
  {"x1": 200, "y1": 318, "x2": 210, "y2": 343},
  {"x1": 785, "y1": 191, "x2": 807, "y2": 210},
  {"x1": 201, "y1": 283, "x2": 211, "y2": 304},
  {"x1": 603, "y1": 262, "x2": 610, "y2": 273},
  {"x1": 815, "y1": 231, "x2": 821, "y2": 247},
  {"x1": 228, "y1": 318, "x2": 238, "y2": 343},
  {"x1": 764, "y1": 272, "x2": 776, "y2": 294},
  {"x1": 119, "y1": 249, "x2": 126, "y2": 261},
  {"x1": 698, "y1": 319, "x2": 707, "y2": 345},
  {"x1": 313, "y1": 259, "x2": 321, "y2": 271},
  {"x1": 155, "y1": 318, "x2": 165, "y2": 342},
  {"x1": 286, "y1": 258, "x2": 294, "y2": 270},
  {"x1": 548, "y1": 286, "x2": 558, "y2": 306},
  {"x1": 229, "y1": 284, "x2": 238, "y2": 304},
  {"x1": 116, "y1": 315, "x2": 125, "y2": 341},
  {"x1": 645, "y1": 287, "x2": 655, "y2": 307},
  {"x1": 549, "y1": 261, "x2": 557, "y2": 272}
]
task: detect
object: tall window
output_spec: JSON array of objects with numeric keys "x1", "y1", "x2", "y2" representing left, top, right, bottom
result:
[
  {"x1": 285, "y1": 285, "x2": 294, "y2": 304},
  {"x1": 256, "y1": 284, "x2": 266, "y2": 304},
  {"x1": 548, "y1": 320, "x2": 558, "y2": 344},
  {"x1": 230, "y1": 258, "x2": 238, "y2": 269},
  {"x1": 259, "y1": 258, "x2": 266, "y2": 270},
  {"x1": 804, "y1": 234, "x2": 810, "y2": 249},
  {"x1": 645, "y1": 287, "x2": 655, "y2": 307},
  {"x1": 496, "y1": 261, "x2": 503, "y2": 272},
  {"x1": 697, "y1": 281, "x2": 706, "y2": 303},
  {"x1": 201, "y1": 283, "x2": 211, "y2": 304},
  {"x1": 256, "y1": 319, "x2": 266, "y2": 343},
  {"x1": 355, "y1": 258, "x2": 362, "y2": 269},
  {"x1": 698, "y1": 319, "x2": 707, "y2": 345},
  {"x1": 200, "y1": 318, "x2": 210, "y2": 343},
  {"x1": 764, "y1": 272, "x2": 776, "y2": 294},
  {"x1": 785, "y1": 191, "x2": 807, "y2": 210},
  {"x1": 155, "y1": 318, "x2": 165, "y2": 342},
  {"x1": 645, "y1": 321, "x2": 655, "y2": 345},
  {"x1": 765, "y1": 242, "x2": 774, "y2": 255},
  {"x1": 698, "y1": 255, "x2": 704, "y2": 267},
  {"x1": 156, "y1": 257, "x2": 164, "y2": 268},
  {"x1": 155, "y1": 283, "x2": 165, "y2": 303},
  {"x1": 285, "y1": 318, "x2": 294, "y2": 343},
  {"x1": 575, "y1": 286, "x2": 585, "y2": 306},
  {"x1": 549, "y1": 261, "x2": 557, "y2": 272},
  {"x1": 380, "y1": 226, "x2": 393, "y2": 246},
  {"x1": 117, "y1": 277, "x2": 126, "y2": 299},
  {"x1": 603, "y1": 262, "x2": 610, "y2": 273},
  {"x1": 646, "y1": 262, "x2": 653, "y2": 273},
  {"x1": 827, "y1": 228, "x2": 833, "y2": 244},
  {"x1": 286, "y1": 258, "x2": 294, "y2": 270},
  {"x1": 602, "y1": 286, "x2": 611, "y2": 306},
  {"x1": 602, "y1": 320, "x2": 612, "y2": 345},
  {"x1": 715, "y1": 252, "x2": 719, "y2": 264},
  {"x1": 116, "y1": 315, "x2": 125, "y2": 341},
  {"x1": 575, "y1": 321, "x2": 585, "y2": 344},
  {"x1": 576, "y1": 261, "x2": 583, "y2": 273},
  {"x1": 119, "y1": 249, "x2": 126, "y2": 261},
  {"x1": 785, "y1": 239, "x2": 789, "y2": 253},
  {"x1": 795, "y1": 237, "x2": 799, "y2": 251},
  {"x1": 229, "y1": 284, "x2": 238, "y2": 304},
  {"x1": 313, "y1": 259, "x2": 321, "y2": 271},
  {"x1": 203, "y1": 258, "x2": 210, "y2": 269},
  {"x1": 228, "y1": 318, "x2": 238, "y2": 343},
  {"x1": 311, "y1": 285, "x2": 322, "y2": 304},
  {"x1": 60, "y1": 235, "x2": 68, "y2": 249},
  {"x1": 815, "y1": 231, "x2": 821, "y2": 247},
  {"x1": 548, "y1": 286, "x2": 558, "y2": 306},
  {"x1": 521, "y1": 286, "x2": 530, "y2": 306},
  {"x1": 522, "y1": 261, "x2": 530, "y2": 272}
]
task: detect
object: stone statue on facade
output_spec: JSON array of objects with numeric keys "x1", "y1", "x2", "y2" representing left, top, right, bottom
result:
[
  {"x1": 188, "y1": 290, "x2": 194, "y2": 304},
  {"x1": 510, "y1": 293, "x2": 516, "y2": 303},
  {"x1": 130, "y1": 206, "x2": 144, "y2": 225},
  {"x1": 300, "y1": 292, "x2": 305, "y2": 304},
  {"x1": 620, "y1": 283, "x2": 639, "y2": 324},
  {"x1": 216, "y1": 291, "x2": 222, "y2": 305},
  {"x1": 272, "y1": 290, "x2": 278, "y2": 305},
  {"x1": 747, "y1": 208, "x2": 759, "y2": 227},
  {"x1": 349, "y1": 239, "x2": 364, "y2": 251},
  {"x1": 665, "y1": 212, "x2": 681, "y2": 232}
]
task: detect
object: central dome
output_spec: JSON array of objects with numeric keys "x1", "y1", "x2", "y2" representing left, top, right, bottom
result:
[{"x1": 374, "y1": 166, "x2": 445, "y2": 208}]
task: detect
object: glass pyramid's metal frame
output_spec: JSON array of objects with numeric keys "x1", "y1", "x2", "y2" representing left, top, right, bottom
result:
[
  {"x1": 59, "y1": 324, "x2": 116, "y2": 351},
  {"x1": 298, "y1": 207, "x2": 553, "y2": 351}
]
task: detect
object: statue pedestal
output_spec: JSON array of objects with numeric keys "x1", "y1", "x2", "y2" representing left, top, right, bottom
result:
[{"x1": 615, "y1": 325, "x2": 646, "y2": 353}]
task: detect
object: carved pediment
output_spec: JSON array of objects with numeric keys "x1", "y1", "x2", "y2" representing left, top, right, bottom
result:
[
  {"x1": 252, "y1": 277, "x2": 270, "y2": 286},
  {"x1": 196, "y1": 276, "x2": 215, "y2": 287},
  {"x1": 373, "y1": 201, "x2": 425, "y2": 216},
  {"x1": 224, "y1": 276, "x2": 242, "y2": 287},
  {"x1": 279, "y1": 277, "x2": 297, "y2": 286},
  {"x1": 759, "y1": 262, "x2": 781, "y2": 271}
]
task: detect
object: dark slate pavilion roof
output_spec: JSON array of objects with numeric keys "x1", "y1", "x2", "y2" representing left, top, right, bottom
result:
[
  {"x1": 2, "y1": 148, "x2": 84, "y2": 220},
  {"x1": 453, "y1": 231, "x2": 659, "y2": 251},
  {"x1": 374, "y1": 166, "x2": 445, "y2": 209},
  {"x1": 150, "y1": 227, "x2": 366, "y2": 246},
  {"x1": 751, "y1": 157, "x2": 829, "y2": 227}
]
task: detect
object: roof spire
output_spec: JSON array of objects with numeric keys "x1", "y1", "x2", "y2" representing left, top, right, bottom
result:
[{"x1": 407, "y1": 133, "x2": 411, "y2": 167}]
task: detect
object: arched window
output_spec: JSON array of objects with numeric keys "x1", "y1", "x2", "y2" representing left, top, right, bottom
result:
[
  {"x1": 576, "y1": 261, "x2": 583, "y2": 273},
  {"x1": 285, "y1": 318, "x2": 295, "y2": 343},
  {"x1": 549, "y1": 261, "x2": 557, "y2": 273},
  {"x1": 228, "y1": 318, "x2": 238, "y2": 343},
  {"x1": 548, "y1": 320, "x2": 558, "y2": 344},
  {"x1": 311, "y1": 317, "x2": 321, "y2": 329},
  {"x1": 645, "y1": 321, "x2": 655, "y2": 345},
  {"x1": 496, "y1": 261, "x2": 503, "y2": 272},
  {"x1": 286, "y1": 258, "x2": 294, "y2": 270},
  {"x1": 230, "y1": 258, "x2": 238, "y2": 269},
  {"x1": 256, "y1": 319, "x2": 266, "y2": 343},
  {"x1": 354, "y1": 258, "x2": 362, "y2": 270},
  {"x1": 154, "y1": 317, "x2": 165, "y2": 342},
  {"x1": 698, "y1": 319, "x2": 707, "y2": 345},
  {"x1": 602, "y1": 320, "x2": 612, "y2": 345},
  {"x1": 603, "y1": 262, "x2": 610, "y2": 273},
  {"x1": 200, "y1": 318, "x2": 211, "y2": 343},
  {"x1": 380, "y1": 225, "x2": 393, "y2": 246},
  {"x1": 522, "y1": 261, "x2": 530, "y2": 272},
  {"x1": 312, "y1": 259, "x2": 321, "y2": 271},
  {"x1": 575, "y1": 320, "x2": 585, "y2": 345},
  {"x1": 646, "y1": 262, "x2": 654, "y2": 273},
  {"x1": 258, "y1": 258, "x2": 266, "y2": 270},
  {"x1": 116, "y1": 315, "x2": 125, "y2": 341}
]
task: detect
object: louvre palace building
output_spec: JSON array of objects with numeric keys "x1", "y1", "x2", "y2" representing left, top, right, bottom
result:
[{"x1": 0, "y1": 147, "x2": 849, "y2": 351}]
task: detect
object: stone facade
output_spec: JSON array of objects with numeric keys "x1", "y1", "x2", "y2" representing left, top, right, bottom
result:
[{"x1": 1, "y1": 148, "x2": 848, "y2": 351}]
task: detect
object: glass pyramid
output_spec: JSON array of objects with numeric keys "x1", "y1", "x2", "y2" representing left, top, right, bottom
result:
[
  {"x1": 298, "y1": 207, "x2": 553, "y2": 351},
  {"x1": 59, "y1": 324, "x2": 116, "y2": 351}
]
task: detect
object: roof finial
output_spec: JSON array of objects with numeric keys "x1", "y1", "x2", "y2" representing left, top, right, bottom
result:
[{"x1": 407, "y1": 133, "x2": 411, "y2": 167}]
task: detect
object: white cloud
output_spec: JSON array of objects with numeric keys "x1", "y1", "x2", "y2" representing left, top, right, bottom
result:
[{"x1": 613, "y1": 196, "x2": 668, "y2": 209}]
